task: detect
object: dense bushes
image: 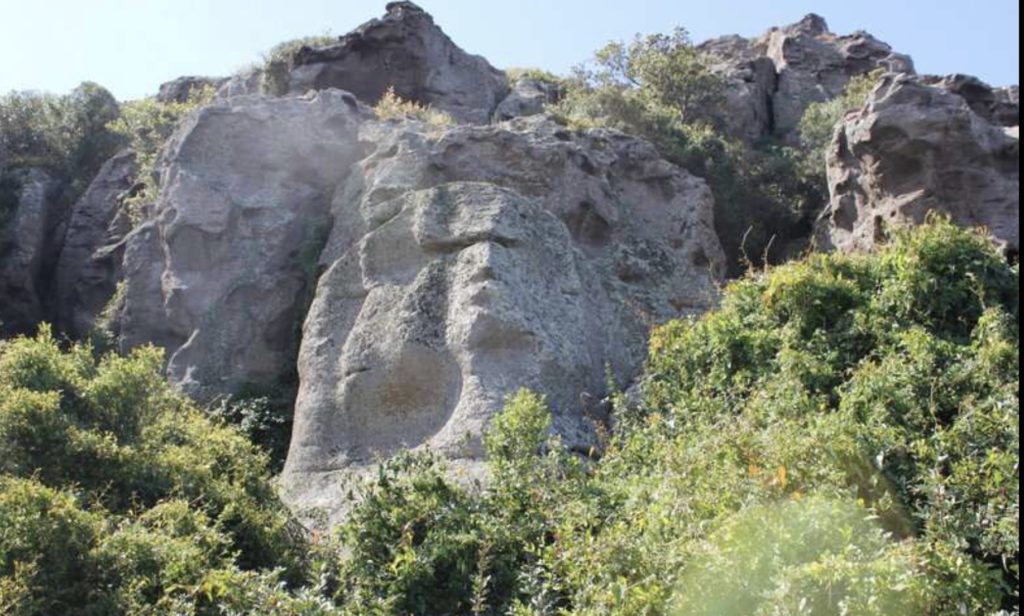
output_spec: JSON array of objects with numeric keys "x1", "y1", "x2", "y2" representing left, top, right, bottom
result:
[
  {"x1": 0, "y1": 83, "x2": 123, "y2": 200},
  {"x1": 0, "y1": 329, "x2": 311, "y2": 614},
  {"x1": 330, "y1": 219, "x2": 1019, "y2": 615}
]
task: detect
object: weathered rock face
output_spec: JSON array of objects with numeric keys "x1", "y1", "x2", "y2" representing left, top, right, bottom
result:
[
  {"x1": 922, "y1": 74, "x2": 1019, "y2": 127},
  {"x1": 698, "y1": 35, "x2": 777, "y2": 142},
  {"x1": 701, "y1": 14, "x2": 914, "y2": 142},
  {"x1": 493, "y1": 77, "x2": 562, "y2": 122},
  {"x1": 823, "y1": 73, "x2": 1019, "y2": 254},
  {"x1": 764, "y1": 15, "x2": 914, "y2": 140},
  {"x1": 118, "y1": 90, "x2": 371, "y2": 400},
  {"x1": 156, "y1": 76, "x2": 228, "y2": 103},
  {"x1": 281, "y1": 115, "x2": 724, "y2": 516},
  {"x1": 54, "y1": 150, "x2": 137, "y2": 337},
  {"x1": 286, "y1": 2, "x2": 508, "y2": 124},
  {"x1": 0, "y1": 169, "x2": 64, "y2": 335}
]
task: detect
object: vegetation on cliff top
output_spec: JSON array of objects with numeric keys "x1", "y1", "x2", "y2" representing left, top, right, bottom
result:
[{"x1": 1, "y1": 219, "x2": 1017, "y2": 615}]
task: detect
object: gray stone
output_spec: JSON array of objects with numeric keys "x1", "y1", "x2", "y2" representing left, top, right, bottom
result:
[
  {"x1": 156, "y1": 76, "x2": 227, "y2": 103},
  {"x1": 699, "y1": 35, "x2": 777, "y2": 141},
  {"x1": 494, "y1": 77, "x2": 561, "y2": 121},
  {"x1": 282, "y1": 115, "x2": 724, "y2": 519},
  {"x1": 55, "y1": 150, "x2": 137, "y2": 337},
  {"x1": 285, "y1": 2, "x2": 509, "y2": 124},
  {"x1": 823, "y1": 73, "x2": 1019, "y2": 254},
  {"x1": 763, "y1": 15, "x2": 914, "y2": 140},
  {"x1": 118, "y1": 90, "x2": 372, "y2": 400},
  {"x1": 0, "y1": 169, "x2": 64, "y2": 335}
]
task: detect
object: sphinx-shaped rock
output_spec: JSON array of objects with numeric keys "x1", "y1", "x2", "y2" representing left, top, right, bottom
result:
[
  {"x1": 282, "y1": 115, "x2": 724, "y2": 518},
  {"x1": 286, "y1": 2, "x2": 509, "y2": 124},
  {"x1": 823, "y1": 74, "x2": 1019, "y2": 255},
  {"x1": 119, "y1": 90, "x2": 371, "y2": 399}
]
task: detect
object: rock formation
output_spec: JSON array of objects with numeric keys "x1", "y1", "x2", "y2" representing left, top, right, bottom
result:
[
  {"x1": 119, "y1": 90, "x2": 371, "y2": 400},
  {"x1": 284, "y1": 2, "x2": 509, "y2": 124},
  {"x1": 823, "y1": 73, "x2": 1019, "y2": 255},
  {"x1": 282, "y1": 115, "x2": 723, "y2": 514},
  {"x1": 494, "y1": 76, "x2": 562, "y2": 122},
  {"x1": 0, "y1": 169, "x2": 64, "y2": 335},
  {"x1": 700, "y1": 14, "x2": 914, "y2": 142},
  {"x1": 54, "y1": 150, "x2": 137, "y2": 337}
]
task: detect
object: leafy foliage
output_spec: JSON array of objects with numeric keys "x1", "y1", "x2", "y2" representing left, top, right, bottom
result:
[
  {"x1": 795, "y1": 71, "x2": 883, "y2": 197},
  {"x1": 106, "y1": 86, "x2": 214, "y2": 218},
  {"x1": 261, "y1": 33, "x2": 339, "y2": 96},
  {"x1": 374, "y1": 87, "x2": 455, "y2": 127},
  {"x1": 0, "y1": 83, "x2": 122, "y2": 187},
  {"x1": 328, "y1": 219, "x2": 1019, "y2": 615},
  {"x1": 554, "y1": 31, "x2": 823, "y2": 274},
  {"x1": 0, "y1": 329, "x2": 311, "y2": 614}
]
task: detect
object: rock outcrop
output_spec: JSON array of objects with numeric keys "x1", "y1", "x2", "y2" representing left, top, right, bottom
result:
[
  {"x1": 700, "y1": 14, "x2": 914, "y2": 142},
  {"x1": 494, "y1": 76, "x2": 562, "y2": 122},
  {"x1": 157, "y1": 76, "x2": 228, "y2": 103},
  {"x1": 285, "y1": 2, "x2": 508, "y2": 124},
  {"x1": 119, "y1": 90, "x2": 371, "y2": 400},
  {"x1": 0, "y1": 169, "x2": 64, "y2": 335},
  {"x1": 823, "y1": 73, "x2": 1019, "y2": 255},
  {"x1": 281, "y1": 114, "x2": 723, "y2": 517},
  {"x1": 54, "y1": 150, "x2": 137, "y2": 337}
]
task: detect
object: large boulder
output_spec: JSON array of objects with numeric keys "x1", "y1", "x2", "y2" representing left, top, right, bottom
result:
[
  {"x1": 698, "y1": 34, "x2": 778, "y2": 142},
  {"x1": 282, "y1": 115, "x2": 724, "y2": 518},
  {"x1": 54, "y1": 150, "x2": 137, "y2": 337},
  {"x1": 285, "y1": 2, "x2": 509, "y2": 124},
  {"x1": 822, "y1": 73, "x2": 1019, "y2": 255},
  {"x1": 0, "y1": 169, "x2": 65, "y2": 335},
  {"x1": 493, "y1": 76, "x2": 562, "y2": 121},
  {"x1": 118, "y1": 90, "x2": 371, "y2": 399}
]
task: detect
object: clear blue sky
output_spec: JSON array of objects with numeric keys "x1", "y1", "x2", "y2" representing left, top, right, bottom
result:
[{"x1": 0, "y1": 0, "x2": 1019, "y2": 101}]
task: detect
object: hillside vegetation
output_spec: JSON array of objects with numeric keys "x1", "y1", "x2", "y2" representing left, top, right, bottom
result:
[{"x1": 1, "y1": 219, "x2": 1017, "y2": 615}]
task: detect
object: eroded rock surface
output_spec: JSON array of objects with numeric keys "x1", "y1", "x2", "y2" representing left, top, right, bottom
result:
[
  {"x1": 0, "y1": 169, "x2": 65, "y2": 335},
  {"x1": 286, "y1": 2, "x2": 508, "y2": 124},
  {"x1": 55, "y1": 150, "x2": 137, "y2": 337},
  {"x1": 494, "y1": 77, "x2": 562, "y2": 121},
  {"x1": 282, "y1": 115, "x2": 724, "y2": 517},
  {"x1": 701, "y1": 14, "x2": 914, "y2": 142},
  {"x1": 119, "y1": 90, "x2": 371, "y2": 399},
  {"x1": 823, "y1": 74, "x2": 1019, "y2": 254}
]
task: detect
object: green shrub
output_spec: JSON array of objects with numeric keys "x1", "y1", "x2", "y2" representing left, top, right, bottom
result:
[
  {"x1": 0, "y1": 83, "x2": 123, "y2": 202},
  {"x1": 0, "y1": 328, "x2": 311, "y2": 614},
  {"x1": 261, "y1": 33, "x2": 338, "y2": 96},
  {"x1": 794, "y1": 70, "x2": 884, "y2": 197},
  {"x1": 505, "y1": 67, "x2": 564, "y2": 87},
  {"x1": 374, "y1": 87, "x2": 455, "y2": 127},
  {"x1": 554, "y1": 31, "x2": 822, "y2": 274},
  {"x1": 330, "y1": 219, "x2": 1017, "y2": 615},
  {"x1": 106, "y1": 86, "x2": 213, "y2": 218}
]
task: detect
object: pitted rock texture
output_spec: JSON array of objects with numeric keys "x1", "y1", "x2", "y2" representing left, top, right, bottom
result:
[
  {"x1": 701, "y1": 14, "x2": 914, "y2": 142},
  {"x1": 286, "y1": 1, "x2": 509, "y2": 124},
  {"x1": 823, "y1": 74, "x2": 1019, "y2": 254},
  {"x1": 282, "y1": 115, "x2": 724, "y2": 516},
  {"x1": 0, "y1": 169, "x2": 64, "y2": 335},
  {"x1": 55, "y1": 150, "x2": 137, "y2": 337},
  {"x1": 494, "y1": 77, "x2": 562, "y2": 121},
  {"x1": 157, "y1": 76, "x2": 229, "y2": 103},
  {"x1": 698, "y1": 35, "x2": 778, "y2": 142},
  {"x1": 118, "y1": 90, "x2": 371, "y2": 400}
]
